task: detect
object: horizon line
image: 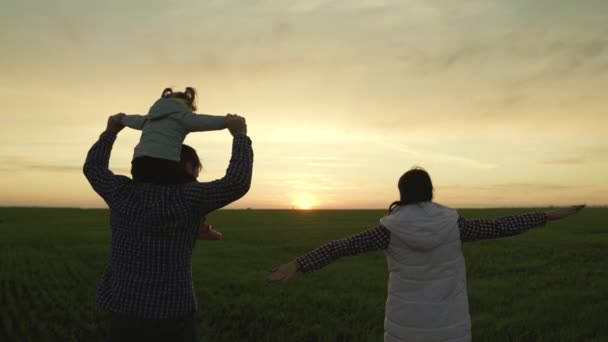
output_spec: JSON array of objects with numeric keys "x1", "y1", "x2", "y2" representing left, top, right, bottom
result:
[{"x1": 0, "y1": 205, "x2": 603, "y2": 211}]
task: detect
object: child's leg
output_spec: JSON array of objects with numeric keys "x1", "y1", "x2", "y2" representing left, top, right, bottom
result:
[{"x1": 131, "y1": 157, "x2": 184, "y2": 184}]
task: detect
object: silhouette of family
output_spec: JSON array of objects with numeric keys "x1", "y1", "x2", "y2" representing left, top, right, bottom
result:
[{"x1": 84, "y1": 87, "x2": 584, "y2": 342}]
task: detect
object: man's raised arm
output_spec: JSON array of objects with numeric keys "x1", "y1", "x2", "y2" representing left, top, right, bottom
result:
[
  {"x1": 184, "y1": 116, "x2": 253, "y2": 214},
  {"x1": 83, "y1": 113, "x2": 128, "y2": 206}
]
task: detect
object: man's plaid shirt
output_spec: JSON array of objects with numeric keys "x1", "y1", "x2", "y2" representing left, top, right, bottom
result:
[
  {"x1": 297, "y1": 212, "x2": 547, "y2": 272},
  {"x1": 84, "y1": 131, "x2": 253, "y2": 319}
]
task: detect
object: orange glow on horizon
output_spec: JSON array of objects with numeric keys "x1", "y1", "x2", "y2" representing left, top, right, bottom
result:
[{"x1": 292, "y1": 194, "x2": 319, "y2": 210}]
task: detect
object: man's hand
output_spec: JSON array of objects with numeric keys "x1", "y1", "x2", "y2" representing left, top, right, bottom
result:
[
  {"x1": 106, "y1": 113, "x2": 126, "y2": 135},
  {"x1": 226, "y1": 115, "x2": 247, "y2": 136},
  {"x1": 545, "y1": 204, "x2": 586, "y2": 220},
  {"x1": 268, "y1": 260, "x2": 301, "y2": 282}
]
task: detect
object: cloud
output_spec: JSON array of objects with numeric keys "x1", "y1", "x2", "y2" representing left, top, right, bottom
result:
[
  {"x1": 304, "y1": 162, "x2": 361, "y2": 168},
  {"x1": 441, "y1": 183, "x2": 585, "y2": 192},
  {"x1": 272, "y1": 21, "x2": 294, "y2": 40},
  {"x1": 540, "y1": 147, "x2": 608, "y2": 166},
  {"x1": 286, "y1": 156, "x2": 342, "y2": 161},
  {"x1": 376, "y1": 142, "x2": 498, "y2": 170},
  {"x1": 541, "y1": 157, "x2": 587, "y2": 165},
  {"x1": 396, "y1": 30, "x2": 608, "y2": 83},
  {"x1": 284, "y1": 155, "x2": 362, "y2": 168},
  {"x1": 0, "y1": 161, "x2": 130, "y2": 175},
  {"x1": 285, "y1": 0, "x2": 332, "y2": 13},
  {"x1": 274, "y1": 171, "x2": 359, "y2": 192},
  {"x1": 284, "y1": 180, "x2": 357, "y2": 191},
  {"x1": 56, "y1": 16, "x2": 91, "y2": 46},
  {"x1": 509, "y1": 37, "x2": 608, "y2": 87},
  {"x1": 397, "y1": 44, "x2": 489, "y2": 76},
  {"x1": 584, "y1": 146, "x2": 608, "y2": 158}
]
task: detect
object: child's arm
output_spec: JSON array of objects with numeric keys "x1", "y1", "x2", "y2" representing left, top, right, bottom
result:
[
  {"x1": 182, "y1": 112, "x2": 227, "y2": 132},
  {"x1": 121, "y1": 114, "x2": 147, "y2": 130}
]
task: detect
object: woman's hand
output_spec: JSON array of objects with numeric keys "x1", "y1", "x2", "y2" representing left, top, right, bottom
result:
[
  {"x1": 268, "y1": 260, "x2": 301, "y2": 282},
  {"x1": 545, "y1": 205, "x2": 586, "y2": 221}
]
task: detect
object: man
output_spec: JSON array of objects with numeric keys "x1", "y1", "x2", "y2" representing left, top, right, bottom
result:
[{"x1": 83, "y1": 113, "x2": 253, "y2": 341}]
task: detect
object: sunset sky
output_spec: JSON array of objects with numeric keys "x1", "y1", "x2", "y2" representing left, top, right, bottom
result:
[{"x1": 1, "y1": 0, "x2": 606, "y2": 209}]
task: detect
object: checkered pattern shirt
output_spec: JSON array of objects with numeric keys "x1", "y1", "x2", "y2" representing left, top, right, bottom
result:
[
  {"x1": 83, "y1": 131, "x2": 253, "y2": 319},
  {"x1": 297, "y1": 212, "x2": 547, "y2": 272}
]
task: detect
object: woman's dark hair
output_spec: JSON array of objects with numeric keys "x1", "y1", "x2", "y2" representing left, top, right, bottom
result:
[
  {"x1": 161, "y1": 87, "x2": 198, "y2": 111},
  {"x1": 388, "y1": 167, "x2": 434, "y2": 214},
  {"x1": 180, "y1": 144, "x2": 202, "y2": 181}
]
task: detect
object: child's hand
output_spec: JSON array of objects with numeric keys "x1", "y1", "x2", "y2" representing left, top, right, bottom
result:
[
  {"x1": 223, "y1": 113, "x2": 238, "y2": 129},
  {"x1": 268, "y1": 260, "x2": 301, "y2": 282},
  {"x1": 106, "y1": 113, "x2": 126, "y2": 134},
  {"x1": 198, "y1": 221, "x2": 223, "y2": 240},
  {"x1": 226, "y1": 115, "x2": 247, "y2": 136}
]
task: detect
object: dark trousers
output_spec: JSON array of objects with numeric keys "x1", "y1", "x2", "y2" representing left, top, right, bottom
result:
[
  {"x1": 131, "y1": 156, "x2": 192, "y2": 185},
  {"x1": 108, "y1": 311, "x2": 199, "y2": 342}
]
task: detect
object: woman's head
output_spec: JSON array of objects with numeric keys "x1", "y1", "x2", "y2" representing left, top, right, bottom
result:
[
  {"x1": 180, "y1": 144, "x2": 202, "y2": 181},
  {"x1": 161, "y1": 87, "x2": 198, "y2": 111},
  {"x1": 388, "y1": 167, "x2": 434, "y2": 213}
]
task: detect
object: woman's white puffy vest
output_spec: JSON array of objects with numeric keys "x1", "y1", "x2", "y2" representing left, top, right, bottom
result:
[{"x1": 379, "y1": 202, "x2": 471, "y2": 342}]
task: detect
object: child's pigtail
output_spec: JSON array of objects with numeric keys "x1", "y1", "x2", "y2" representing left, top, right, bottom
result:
[
  {"x1": 185, "y1": 87, "x2": 197, "y2": 111},
  {"x1": 162, "y1": 88, "x2": 173, "y2": 98}
]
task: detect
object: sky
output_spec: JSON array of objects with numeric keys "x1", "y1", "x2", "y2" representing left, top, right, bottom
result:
[{"x1": 0, "y1": 0, "x2": 607, "y2": 209}]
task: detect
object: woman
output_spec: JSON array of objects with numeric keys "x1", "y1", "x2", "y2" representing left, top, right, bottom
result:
[{"x1": 268, "y1": 167, "x2": 584, "y2": 342}]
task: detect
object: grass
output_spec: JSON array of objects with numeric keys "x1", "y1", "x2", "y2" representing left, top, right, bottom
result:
[{"x1": 0, "y1": 207, "x2": 606, "y2": 341}]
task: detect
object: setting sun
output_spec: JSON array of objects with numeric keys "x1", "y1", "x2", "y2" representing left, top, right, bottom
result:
[{"x1": 293, "y1": 194, "x2": 318, "y2": 210}]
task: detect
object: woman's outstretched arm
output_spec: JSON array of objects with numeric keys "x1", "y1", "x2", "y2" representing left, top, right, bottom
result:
[
  {"x1": 268, "y1": 225, "x2": 390, "y2": 281},
  {"x1": 459, "y1": 205, "x2": 585, "y2": 242}
]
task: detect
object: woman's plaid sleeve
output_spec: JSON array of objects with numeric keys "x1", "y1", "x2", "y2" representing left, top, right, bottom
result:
[
  {"x1": 459, "y1": 212, "x2": 547, "y2": 242},
  {"x1": 296, "y1": 225, "x2": 391, "y2": 273}
]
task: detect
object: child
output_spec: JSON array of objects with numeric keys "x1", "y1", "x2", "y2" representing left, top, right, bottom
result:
[{"x1": 122, "y1": 87, "x2": 231, "y2": 184}]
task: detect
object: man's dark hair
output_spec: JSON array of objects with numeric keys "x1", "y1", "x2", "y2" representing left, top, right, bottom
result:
[{"x1": 180, "y1": 144, "x2": 202, "y2": 181}]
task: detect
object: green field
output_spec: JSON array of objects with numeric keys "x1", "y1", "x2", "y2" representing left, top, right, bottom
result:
[{"x1": 0, "y1": 207, "x2": 606, "y2": 341}]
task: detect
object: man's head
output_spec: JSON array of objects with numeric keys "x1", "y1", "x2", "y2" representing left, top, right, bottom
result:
[{"x1": 180, "y1": 144, "x2": 202, "y2": 181}]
